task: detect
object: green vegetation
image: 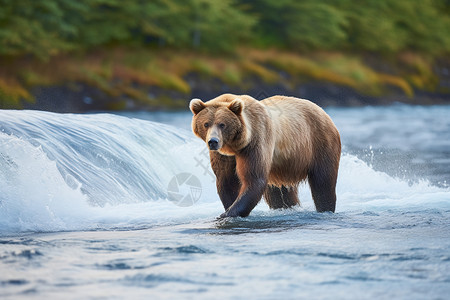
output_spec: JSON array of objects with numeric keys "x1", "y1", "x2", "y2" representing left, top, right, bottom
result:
[
  {"x1": 0, "y1": 0, "x2": 254, "y2": 58},
  {"x1": 0, "y1": 0, "x2": 449, "y2": 108},
  {"x1": 1, "y1": 0, "x2": 449, "y2": 57}
]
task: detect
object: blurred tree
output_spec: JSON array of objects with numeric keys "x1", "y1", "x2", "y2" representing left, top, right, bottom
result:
[
  {"x1": 240, "y1": 0, "x2": 347, "y2": 50},
  {"x1": 243, "y1": 0, "x2": 450, "y2": 54},
  {"x1": 0, "y1": 0, "x2": 79, "y2": 59},
  {"x1": 283, "y1": 2, "x2": 347, "y2": 50},
  {"x1": 0, "y1": 0, "x2": 255, "y2": 59},
  {"x1": 329, "y1": 0, "x2": 450, "y2": 54},
  {"x1": 185, "y1": 0, "x2": 256, "y2": 51},
  {"x1": 0, "y1": 0, "x2": 449, "y2": 59}
]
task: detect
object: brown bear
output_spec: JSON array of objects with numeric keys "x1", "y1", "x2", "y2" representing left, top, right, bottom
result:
[{"x1": 189, "y1": 94, "x2": 341, "y2": 218}]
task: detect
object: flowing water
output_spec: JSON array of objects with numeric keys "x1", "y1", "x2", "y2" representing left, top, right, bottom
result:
[{"x1": 0, "y1": 105, "x2": 449, "y2": 299}]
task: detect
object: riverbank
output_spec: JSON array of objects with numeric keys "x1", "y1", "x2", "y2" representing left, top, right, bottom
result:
[{"x1": 1, "y1": 48, "x2": 449, "y2": 112}]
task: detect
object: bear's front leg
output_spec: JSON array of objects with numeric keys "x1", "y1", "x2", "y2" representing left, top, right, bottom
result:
[
  {"x1": 219, "y1": 151, "x2": 268, "y2": 218},
  {"x1": 210, "y1": 151, "x2": 241, "y2": 210},
  {"x1": 219, "y1": 178, "x2": 267, "y2": 218}
]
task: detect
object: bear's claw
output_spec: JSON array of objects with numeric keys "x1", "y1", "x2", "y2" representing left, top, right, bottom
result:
[{"x1": 219, "y1": 210, "x2": 238, "y2": 218}]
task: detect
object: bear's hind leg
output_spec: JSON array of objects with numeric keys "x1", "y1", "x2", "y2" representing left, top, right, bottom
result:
[
  {"x1": 308, "y1": 164, "x2": 337, "y2": 213},
  {"x1": 264, "y1": 185, "x2": 299, "y2": 209}
]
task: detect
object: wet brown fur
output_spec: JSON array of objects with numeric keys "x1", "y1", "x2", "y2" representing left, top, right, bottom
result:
[{"x1": 190, "y1": 94, "x2": 341, "y2": 217}]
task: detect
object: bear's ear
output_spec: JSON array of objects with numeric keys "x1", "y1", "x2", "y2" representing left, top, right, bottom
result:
[
  {"x1": 228, "y1": 99, "x2": 243, "y2": 115},
  {"x1": 189, "y1": 98, "x2": 206, "y2": 115}
]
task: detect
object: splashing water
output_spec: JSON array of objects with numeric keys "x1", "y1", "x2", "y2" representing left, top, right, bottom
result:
[{"x1": 0, "y1": 111, "x2": 220, "y2": 233}]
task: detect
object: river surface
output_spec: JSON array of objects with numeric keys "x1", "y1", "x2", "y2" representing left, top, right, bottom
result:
[{"x1": 0, "y1": 105, "x2": 449, "y2": 299}]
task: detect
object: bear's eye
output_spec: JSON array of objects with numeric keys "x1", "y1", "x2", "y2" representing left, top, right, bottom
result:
[
  {"x1": 219, "y1": 123, "x2": 226, "y2": 129},
  {"x1": 204, "y1": 122, "x2": 209, "y2": 128}
]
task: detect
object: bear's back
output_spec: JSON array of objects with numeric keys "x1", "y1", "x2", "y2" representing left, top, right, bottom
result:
[
  {"x1": 261, "y1": 96, "x2": 337, "y2": 136},
  {"x1": 261, "y1": 96, "x2": 340, "y2": 186}
]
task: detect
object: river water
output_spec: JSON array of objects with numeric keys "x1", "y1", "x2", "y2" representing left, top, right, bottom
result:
[{"x1": 0, "y1": 105, "x2": 449, "y2": 299}]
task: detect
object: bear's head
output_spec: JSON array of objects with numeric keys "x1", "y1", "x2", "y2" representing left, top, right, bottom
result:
[{"x1": 189, "y1": 97, "x2": 248, "y2": 155}]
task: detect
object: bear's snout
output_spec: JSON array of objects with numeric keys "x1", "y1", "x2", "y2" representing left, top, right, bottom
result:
[{"x1": 208, "y1": 137, "x2": 220, "y2": 150}]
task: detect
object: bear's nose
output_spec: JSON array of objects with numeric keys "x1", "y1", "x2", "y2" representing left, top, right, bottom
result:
[{"x1": 208, "y1": 138, "x2": 219, "y2": 150}]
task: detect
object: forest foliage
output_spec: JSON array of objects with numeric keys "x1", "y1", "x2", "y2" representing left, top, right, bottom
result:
[{"x1": 1, "y1": 0, "x2": 449, "y2": 59}]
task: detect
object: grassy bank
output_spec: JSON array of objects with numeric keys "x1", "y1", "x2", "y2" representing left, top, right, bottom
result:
[{"x1": 0, "y1": 47, "x2": 444, "y2": 109}]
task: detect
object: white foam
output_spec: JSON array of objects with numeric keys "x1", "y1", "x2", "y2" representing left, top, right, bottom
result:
[
  {"x1": 0, "y1": 133, "x2": 222, "y2": 233},
  {"x1": 0, "y1": 133, "x2": 92, "y2": 232},
  {"x1": 335, "y1": 154, "x2": 449, "y2": 211}
]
